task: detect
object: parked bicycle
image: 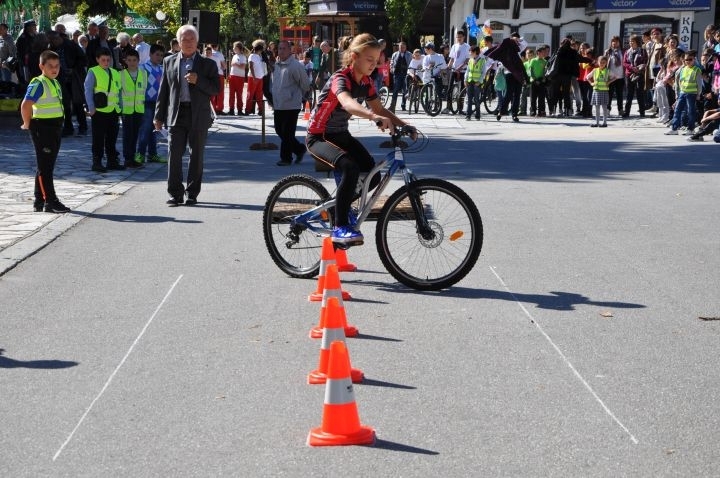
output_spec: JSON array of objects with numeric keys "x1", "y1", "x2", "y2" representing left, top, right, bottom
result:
[
  {"x1": 456, "y1": 69, "x2": 498, "y2": 115},
  {"x1": 262, "y1": 126, "x2": 483, "y2": 290}
]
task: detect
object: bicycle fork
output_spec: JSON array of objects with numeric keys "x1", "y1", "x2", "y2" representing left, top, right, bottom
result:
[{"x1": 399, "y1": 163, "x2": 435, "y2": 241}]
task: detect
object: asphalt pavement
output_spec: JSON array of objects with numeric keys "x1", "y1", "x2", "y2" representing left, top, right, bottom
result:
[{"x1": 1, "y1": 107, "x2": 719, "y2": 476}]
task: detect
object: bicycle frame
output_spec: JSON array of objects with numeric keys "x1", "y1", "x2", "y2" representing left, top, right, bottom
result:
[{"x1": 290, "y1": 135, "x2": 421, "y2": 238}]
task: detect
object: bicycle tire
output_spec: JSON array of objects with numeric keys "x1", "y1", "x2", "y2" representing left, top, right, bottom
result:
[
  {"x1": 262, "y1": 174, "x2": 331, "y2": 279},
  {"x1": 447, "y1": 83, "x2": 462, "y2": 114},
  {"x1": 420, "y1": 84, "x2": 442, "y2": 117},
  {"x1": 483, "y1": 82, "x2": 498, "y2": 114},
  {"x1": 375, "y1": 178, "x2": 483, "y2": 290},
  {"x1": 409, "y1": 85, "x2": 420, "y2": 114},
  {"x1": 456, "y1": 87, "x2": 467, "y2": 116}
]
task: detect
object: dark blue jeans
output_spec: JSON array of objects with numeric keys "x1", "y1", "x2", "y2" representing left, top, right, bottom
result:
[
  {"x1": 122, "y1": 112, "x2": 143, "y2": 164},
  {"x1": 137, "y1": 101, "x2": 158, "y2": 158},
  {"x1": 391, "y1": 73, "x2": 407, "y2": 109}
]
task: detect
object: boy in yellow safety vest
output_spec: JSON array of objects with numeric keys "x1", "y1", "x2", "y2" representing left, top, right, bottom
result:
[
  {"x1": 463, "y1": 46, "x2": 485, "y2": 120},
  {"x1": 20, "y1": 50, "x2": 71, "y2": 213},
  {"x1": 665, "y1": 51, "x2": 704, "y2": 136},
  {"x1": 84, "y1": 47, "x2": 123, "y2": 172},
  {"x1": 119, "y1": 49, "x2": 147, "y2": 168}
]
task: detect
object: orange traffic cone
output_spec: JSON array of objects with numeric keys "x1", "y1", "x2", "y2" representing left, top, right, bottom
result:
[
  {"x1": 308, "y1": 237, "x2": 336, "y2": 302},
  {"x1": 307, "y1": 340, "x2": 375, "y2": 446},
  {"x1": 308, "y1": 297, "x2": 363, "y2": 384},
  {"x1": 335, "y1": 247, "x2": 357, "y2": 272},
  {"x1": 303, "y1": 101, "x2": 311, "y2": 120},
  {"x1": 308, "y1": 282, "x2": 358, "y2": 339},
  {"x1": 322, "y1": 262, "x2": 351, "y2": 304}
]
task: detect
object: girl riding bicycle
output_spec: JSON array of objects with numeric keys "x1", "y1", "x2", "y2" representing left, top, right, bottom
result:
[{"x1": 306, "y1": 33, "x2": 416, "y2": 247}]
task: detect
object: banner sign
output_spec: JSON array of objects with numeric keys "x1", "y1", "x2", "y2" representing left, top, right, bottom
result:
[{"x1": 587, "y1": 0, "x2": 710, "y2": 12}]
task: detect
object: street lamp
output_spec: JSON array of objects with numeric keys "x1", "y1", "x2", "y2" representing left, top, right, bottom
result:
[{"x1": 155, "y1": 11, "x2": 167, "y2": 22}]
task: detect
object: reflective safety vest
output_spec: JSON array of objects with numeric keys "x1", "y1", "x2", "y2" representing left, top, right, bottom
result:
[
  {"x1": 466, "y1": 57, "x2": 485, "y2": 84},
  {"x1": 593, "y1": 68, "x2": 609, "y2": 91},
  {"x1": 120, "y1": 68, "x2": 147, "y2": 114},
  {"x1": 678, "y1": 66, "x2": 701, "y2": 93},
  {"x1": 30, "y1": 76, "x2": 63, "y2": 119},
  {"x1": 90, "y1": 65, "x2": 121, "y2": 113}
]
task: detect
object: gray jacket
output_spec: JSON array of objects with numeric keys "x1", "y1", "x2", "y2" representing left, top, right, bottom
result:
[{"x1": 271, "y1": 56, "x2": 310, "y2": 111}]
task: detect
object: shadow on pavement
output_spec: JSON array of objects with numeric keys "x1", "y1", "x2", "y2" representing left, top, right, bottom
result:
[
  {"x1": 370, "y1": 438, "x2": 440, "y2": 455},
  {"x1": 76, "y1": 212, "x2": 203, "y2": 224},
  {"x1": 0, "y1": 348, "x2": 78, "y2": 369}
]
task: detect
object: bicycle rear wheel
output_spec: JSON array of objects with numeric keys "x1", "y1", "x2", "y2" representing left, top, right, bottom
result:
[
  {"x1": 262, "y1": 174, "x2": 331, "y2": 278},
  {"x1": 375, "y1": 178, "x2": 483, "y2": 290}
]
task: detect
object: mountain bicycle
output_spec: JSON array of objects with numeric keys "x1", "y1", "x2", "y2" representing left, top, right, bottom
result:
[
  {"x1": 420, "y1": 79, "x2": 443, "y2": 116},
  {"x1": 262, "y1": 126, "x2": 483, "y2": 291},
  {"x1": 405, "y1": 68, "x2": 423, "y2": 115},
  {"x1": 444, "y1": 68, "x2": 467, "y2": 115}
]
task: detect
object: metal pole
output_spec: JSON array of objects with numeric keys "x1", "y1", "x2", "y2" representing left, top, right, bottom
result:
[{"x1": 443, "y1": 0, "x2": 447, "y2": 44}]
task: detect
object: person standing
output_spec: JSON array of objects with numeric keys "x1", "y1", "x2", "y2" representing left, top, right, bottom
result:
[
  {"x1": 443, "y1": 31, "x2": 470, "y2": 114},
  {"x1": 48, "y1": 30, "x2": 87, "y2": 136},
  {"x1": 227, "y1": 41, "x2": 247, "y2": 116},
  {"x1": 136, "y1": 43, "x2": 166, "y2": 164},
  {"x1": 487, "y1": 33, "x2": 529, "y2": 122},
  {"x1": 84, "y1": 47, "x2": 123, "y2": 172},
  {"x1": 154, "y1": 25, "x2": 218, "y2": 206},
  {"x1": 119, "y1": 49, "x2": 146, "y2": 169},
  {"x1": 15, "y1": 19, "x2": 37, "y2": 88},
  {"x1": 210, "y1": 43, "x2": 227, "y2": 114},
  {"x1": 665, "y1": 51, "x2": 703, "y2": 136},
  {"x1": 622, "y1": 35, "x2": 648, "y2": 118},
  {"x1": 0, "y1": 23, "x2": 16, "y2": 83},
  {"x1": 389, "y1": 41, "x2": 411, "y2": 112},
  {"x1": 132, "y1": 33, "x2": 150, "y2": 64},
  {"x1": 245, "y1": 43, "x2": 266, "y2": 115},
  {"x1": 604, "y1": 36, "x2": 625, "y2": 116},
  {"x1": 20, "y1": 49, "x2": 71, "y2": 213},
  {"x1": 86, "y1": 24, "x2": 115, "y2": 68},
  {"x1": 271, "y1": 40, "x2": 310, "y2": 166},
  {"x1": 463, "y1": 46, "x2": 485, "y2": 120}
]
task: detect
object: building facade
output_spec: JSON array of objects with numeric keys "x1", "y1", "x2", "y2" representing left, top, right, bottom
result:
[{"x1": 445, "y1": 0, "x2": 715, "y2": 52}]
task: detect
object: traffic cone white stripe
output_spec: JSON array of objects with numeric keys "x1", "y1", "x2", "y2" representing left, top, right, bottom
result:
[
  {"x1": 324, "y1": 377, "x2": 355, "y2": 405},
  {"x1": 320, "y1": 325, "x2": 346, "y2": 349}
]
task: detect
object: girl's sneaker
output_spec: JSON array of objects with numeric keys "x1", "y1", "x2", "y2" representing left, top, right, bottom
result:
[{"x1": 332, "y1": 226, "x2": 364, "y2": 247}]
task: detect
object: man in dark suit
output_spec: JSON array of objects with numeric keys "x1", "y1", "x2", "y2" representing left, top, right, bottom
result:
[{"x1": 154, "y1": 25, "x2": 219, "y2": 206}]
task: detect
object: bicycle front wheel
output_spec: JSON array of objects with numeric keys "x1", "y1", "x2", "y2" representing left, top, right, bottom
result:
[
  {"x1": 375, "y1": 178, "x2": 483, "y2": 290},
  {"x1": 420, "y1": 84, "x2": 442, "y2": 117},
  {"x1": 483, "y1": 83, "x2": 498, "y2": 114},
  {"x1": 263, "y1": 174, "x2": 331, "y2": 278},
  {"x1": 447, "y1": 83, "x2": 463, "y2": 114}
]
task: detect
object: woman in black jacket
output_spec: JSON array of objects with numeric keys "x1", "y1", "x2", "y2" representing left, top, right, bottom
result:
[{"x1": 551, "y1": 38, "x2": 593, "y2": 117}]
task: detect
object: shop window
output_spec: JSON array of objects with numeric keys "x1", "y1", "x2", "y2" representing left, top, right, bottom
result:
[
  {"x1": 525, "y1": 0, "x2": 550, "y2": 7},
  {"x1": 484, "y1": 0, "x2": 510, "y2": 9}
]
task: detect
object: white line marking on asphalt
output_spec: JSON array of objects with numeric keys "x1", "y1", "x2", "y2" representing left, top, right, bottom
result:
[
  {"x1": 53, "y1": 274, "x2": 184, "y2": 461},
  {"x1": 489, "y1": 266, "x2": 639, "y2": 445}
]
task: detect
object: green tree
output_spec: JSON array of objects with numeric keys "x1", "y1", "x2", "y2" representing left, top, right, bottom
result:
[{"x1": 385, "y1": 0, "x2": 424, "y2": 43}]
